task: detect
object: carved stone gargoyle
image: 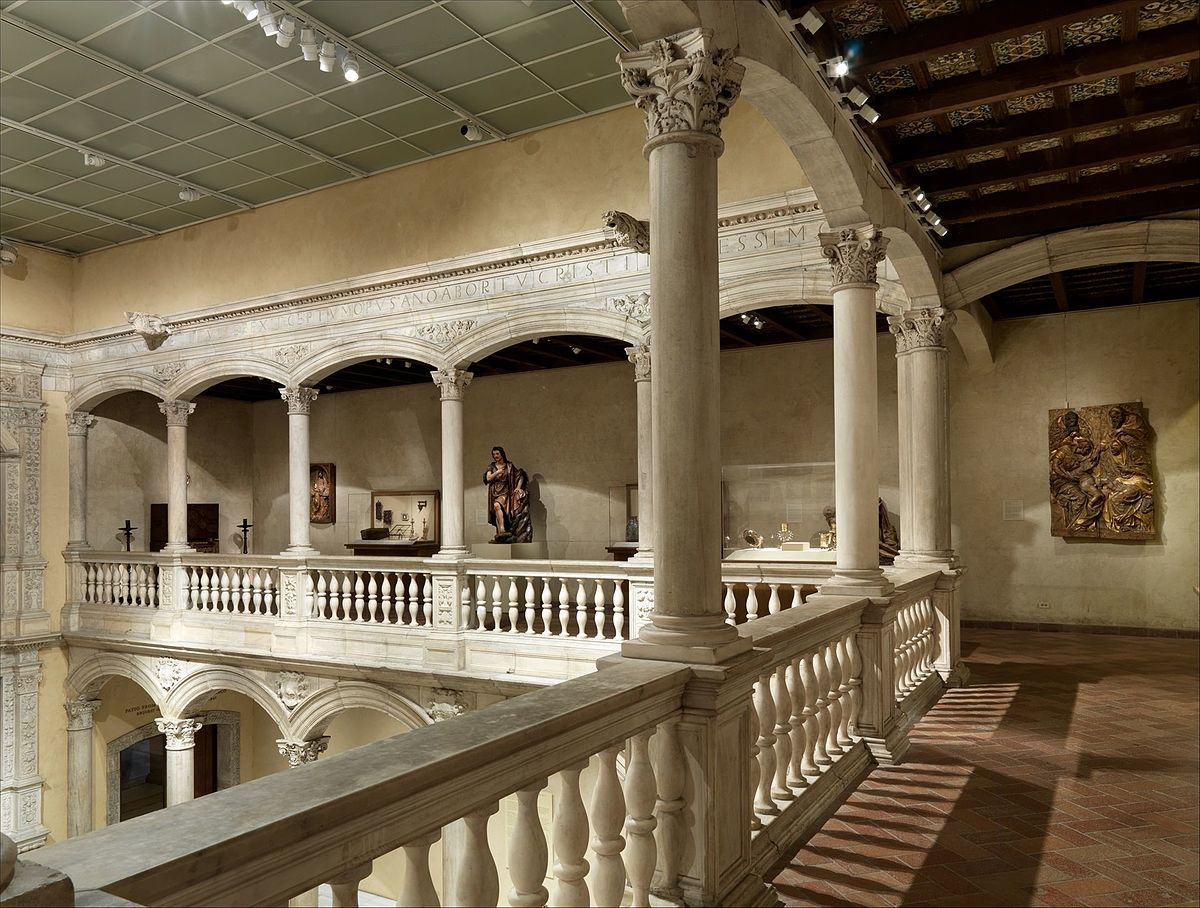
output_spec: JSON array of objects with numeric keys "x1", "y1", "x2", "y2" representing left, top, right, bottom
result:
[
  {"x1": 126, "y1": 311, "x2": 172, "y2": 350},
  {"x1": 602, "y1": 210, "x2": 650, "y2": 254}
]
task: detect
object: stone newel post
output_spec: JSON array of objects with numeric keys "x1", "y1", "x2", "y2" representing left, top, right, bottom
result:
[
  {"x1": 66, "y1": 411, "x2": 96, "y2": 550},
  {"x1": 431, "y1": 369, "x2": 473, "y2": 558},
  {"x1": 626, "y1": 346, "x2": 653, "y2": 561},
  {"x1": 156, "y1": 717, "x2": 202, "y2": 807},
  {"x1": 280, "y1": 386, "x2": 320, "y2": 556},
  {"x1": 618, "y1": 29, "x2": 748, "y2": 663},
  {"x1": 158, "y1": 400, "x2": 196, "y2": 553},
  {"x1": 64, "y1": 698, "x2": 101, "y2": 837},
  {"x1": 819, "y1": 227, "x2": 894, "y2": 597}
]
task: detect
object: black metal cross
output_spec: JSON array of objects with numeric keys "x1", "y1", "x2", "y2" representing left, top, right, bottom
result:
[
  {"x1": 119, "y1": 519, "x2": 137, "y2": 552},
  {"x1": 237, "y1": 518, "x2": 253, "y2": 555}
]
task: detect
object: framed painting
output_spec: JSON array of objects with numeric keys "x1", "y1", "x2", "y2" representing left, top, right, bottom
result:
[
  {"x1": 370, "y1": 490, "x2": 440, "y2": 544},
  {"x1": 310, "y1": 463, "x2": 336, "y2": 524}
]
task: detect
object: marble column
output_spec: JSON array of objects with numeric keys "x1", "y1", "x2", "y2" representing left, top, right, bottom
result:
[
  {"x1": 279, "y1": 386, "x2": 319, "y2": 556},
  {"x1": 618, "y1": 29, "x2": 749, "y2": 662},
  {"x1": 626, "y1": 346, "x2": 654, "y2": 561},
  {"x1": 819, "y1": 226, "x2": 894, "y2": 597},
  {"x1": 279, "y1": 737, "x2": 330, "y2": 908},
  {"x1": 155, "y1": 717, "x2": 202, "y2": 807},
  {"x1": 889, "y1": 307, "x2": 957, "y2": 566},
  {"x1": 157, "y1": 401, "x2": 196, "y2": 554},
  {"x1": 64, "y1": 698, "x2": 101, "y2": 838},
  {"x1": 431, "y1": 369, "x2": 473, "y2": 559},
  {"x1": 66, "y1": 412, "x2": 96, "y2": 550}
]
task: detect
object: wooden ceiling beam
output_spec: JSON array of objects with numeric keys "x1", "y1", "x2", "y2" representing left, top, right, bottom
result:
[
  {"x1": 719, "y1": 326, "x2": 756, "y2": 348},
  {"x1": 875, "y1": 23, "x2": 1199, "y2": 125},
  {"x1": 937, "y1": 161, "x2": 1200, "y2": 222},
  {"x1": 755, "y1": 311, "x2": 810, "y2": 342},
  {"x1": 922, "y1": 125, "x2": 1198, "y2": 193},
  {"x1": 805, "y1": 304, "x2": 835, "y2": 325},
  {"x1": 1050, "y1": 273, "x2": 1071, "y2": 311},
  {"x1": 1131, "y1": 261, "x2": 1148, "y2": 305},
  {"x1": 891, "y1": 82, "x2": 1197, "y2": 165},
  {"x1": 978, "y1": 294, "x2": 1002, "y2": 321},
  {"x1": 941, "y1": 184, "x2": 1200, "y2": 245},
  {"x1": 854, "y1": 0, "x2": 1143, "y2": 72}
]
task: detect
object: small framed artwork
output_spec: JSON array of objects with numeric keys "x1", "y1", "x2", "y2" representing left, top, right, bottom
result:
[
  {"x1": 310, "y1": 463, "x2": 336, "y2": 524},
  {"x1": 371, "y1": 490, "x2": 440, "y2": 544}
]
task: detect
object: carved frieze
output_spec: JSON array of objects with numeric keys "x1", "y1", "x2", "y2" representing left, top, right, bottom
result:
[
  {"x1": 819, "y1": 226, "x2": 889, "y2": 289},
  {"x1": 888, "y1": 307, "x2": 954, "y2": 353},
  {"x1": 152, "y1": 362, "x2": 184, "y2": 382},
  {"x1": 602, "y1": 212, "x2": 650, "y2": 254},
  {"x1": 274, "y1": 343, "x2": 310, "y2": 368},
  {"x1": 415, "y1": 319, "x2": 477, "y2": 346},
  {"x1": 607, "y1": 292, "x2": 651, "y2": 324}
]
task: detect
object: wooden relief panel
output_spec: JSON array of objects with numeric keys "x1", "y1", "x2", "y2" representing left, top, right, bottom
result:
[
  {"x1": 310, "y1": 463, "x2": 335, "y2": 524},
  {"x1": 1048, "y1": 402, "x2": 1155, "y2": 540}
]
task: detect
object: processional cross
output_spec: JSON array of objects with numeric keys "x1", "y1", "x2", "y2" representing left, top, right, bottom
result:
[
  {"x1": 238, "y1": 518, "x2": 253, "y2": 555},
  {"x1": 119, "y1": 519, "x2": 137, "y2": 552}
]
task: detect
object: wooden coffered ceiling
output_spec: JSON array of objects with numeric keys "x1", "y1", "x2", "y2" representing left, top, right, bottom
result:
[{"x1": 780, "y1": 0, "x2": 1200, "y2": 246}]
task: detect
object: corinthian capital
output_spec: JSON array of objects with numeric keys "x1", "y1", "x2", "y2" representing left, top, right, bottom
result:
[
  {"x1": 157, "y1": 400, "x2": 196, "y2": 427},
  {"x1": 818, "y1": 226, "x2": 889, "y2": 290},
  {"x1": 277, "y1": 736, "x2": 329, "y2": 768},
  {"x1": 156, "y1": 717, "x2": 202, "y2": 749},
  {"x1": 888, "y1": 307, "x2": 956, "y2": 353},
  {"x1": 431, "y1": 368, "x2": 473, "y2": 401},
  {"x1": 64, "y1": 698, "x2": 101, "y2": 731},
  {"x1": 626, "y1": 345, "x2": 651, "y2": 382},
  {"x1": 602, "y1": 211, "x2": 650, "y2": 254},
  {"x1": 618, "y1": 28, "x2": 744, "y2": 154},
  {"x1": 66, "y1": 411, "x2": 96, "y2": 437},
  {"x1": 280, "y1": 386, "x2": 319, "y2": 415}
]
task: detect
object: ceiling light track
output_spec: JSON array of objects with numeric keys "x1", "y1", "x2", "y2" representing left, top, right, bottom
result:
[
  {"x1": 0, "y1": 11, "x2": 368, "y2": 178},
  {"x1": 0, "y1": 118, "x2": 250, "y2": 210},
  {"x1": 569, "y1": 0, "x2": 636, "y2": 52},
  {"x1": 0, "y1": 185, "x2": 155, "y2": 235}
]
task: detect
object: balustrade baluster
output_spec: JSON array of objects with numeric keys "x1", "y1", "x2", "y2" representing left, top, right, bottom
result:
[
  {"x1": 590, "y1": 747, "x2": 625, "y2": 907},
  {"x1": 723, "y1": 583, "x2": 736, "y2": 625},
  {"x1": 524, "y1": 579, "x2": 537, "y2": 635},
  {"x1": 899, "y1": 606, "x2": 915, "y2": 692},
  {"x1": 460, "y1": 576, "x2": 472, "y2": 628},
  {"x1": 835, "y1": 636, "x2": 854, "y2": 748},
  {"x1": 379, "y1": 573, "x2": 393, "y2": 624},
  {"x1": 753, "y1": 673, "x2": 779, "y2": 816},
  {"x1": 135, "y1": 564, "x2": 147, "y2": 606},
  {"x1": 557, "y1": 579, "x2": 571, "y2": 636},
  {"x1": 315, "y1": 572, "x2": 328, "y2": 619},
  {"x1": 422, "y1": 574, "x2": 433, "y2": 626},
  {"x1": 786, "y1": 658, "x2": 808, "y2": 789},
  {"x1": 83, "y1": 563, "x2": 95, "y2": 603},
  {"x1": 540, "y1": 580, "x2": 553, "y2": 637},
  {"x1": 772, "y1": 664, "x2": 794, "y2": 801},
  {"x1": 921, "y1": 598, "x2": 935, "y2": 677},
  {"x1": 456, "y1": 804, "x2": 501, "y2": 907},
  {"x1": 491, "y1": 578, "x2": 503, "y2": 631},
  {"x1": 185, "y1": 567, "x2": 197, "y2": 610},
  {"x1": 353, "y1": 572, "x2": 366, "y2": 624},
  {"x1": 148, "y1": 566, "x2": 159, "y2": 607},
  {"x1": 508, "y1": 781, "x2": 549, "y2": 908},
  {"x1": 768, "y1": 583, "x2": 782, "y2": 615},
  {"x1": 552, "y1": 762, "x2": 590, "y2": 907},
  {"x1": 748, "y1": 699, "x2": 761, "y2": 832},
  {"x1": 746, "y1": 583, "x2": 760, "y2": 621},
  {"x1": 824, "y1": 641, "x2": 844, "y2": 757},
  {"x1": 812, "y1": 650, "x2": 831, "y2": 767},
  {"x1": 263, "y1": 571, "x2": 276, "y2": 615},
  {"x1": 475, "y1": 576, "x2": 488, "y2": 630},
  {"x1": 219, "y1": 568, "x2": 231, "y2": 613},
  {"x1": 798, "y1": 654, "x2": 820, "y2": 780},
  {"x1": 625, "y1": 730, "x2": 658, "y2": 908},
  {"x1": 100, "y1": 563, "x2": 111, "y2": 604},
  {"x1": 199, "y1": 568, "x2": 211, "y2": 611},
  {"x1": 846, "y1": 631, "x2": 862, "y2": 737},
  {"x1": 232, "y1": 569, "x2": 244, "y2": 613},
  {"x1": 408, "y1": 573, "x2": 421, "y2": 626},
  {"x1": 366, "y1": 573, "x2": 379, "y2": 624},
  {"x1": 574, "y1": 579, "x2": 588, "y2": 639},
  {"x1": 612, "y1": 582, "x2": 625, "y2": 640},
  {"x1": 790, "y1": 583, "x2": 805, "y2": 610},
  {"x1": 593, "y1": 580, "x2": 607, "y2": 640},
  {"x1": 250, "y1": 570, "x2": 263, "y2": 615},
  {"x1": 654, "y1": 718, "x2": 685, "y2": 900},
  {"x1": 338, "y1": 573, "x2": 351, "y2": 621},
  {"x1": 508, "y1": 578, "x2": 520, "y2": 633},
  {"x1": 397, "y1": 830, "x2": 441, "y2": 908}
]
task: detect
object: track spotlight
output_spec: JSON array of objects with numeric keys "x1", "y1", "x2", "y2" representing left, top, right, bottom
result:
[
  {"x1": 799, "y1": 8, "x2": 825, "y2": 33},
  {"x1": 235, "y1": 0, "x2": 257, "y2": 19},
  {"x1": 932, "y1": 223, "x2": 948, "y2": 237},
  {"x1": 910, "y1": 187, "x2": 927, "y2": 203},
  {"x1": 276, "y1": 14, "x2": 296, "y2": 47},
  {"x1": 460, "y1": 123, "x2": 483, "y2": 142},
  {"x1": 221, "y1": 0, "x2": 235, "y2": 4},
  {"x1": 925, "y1": 212, "x2": 942, "y2": 227},
  {"x1": 740, "y1": 313, "x2": 751, "y2": 324},
  {"x1": 82, "y1": 151, "x2": 106, "y2": 167},
  {"x1": 846, "y1": 86, "x2": 870, "y2": 107},
  {"x1": 823, "y1": 56, "x2": 849, "y2": 78},
  {"x1": 256, "y1": 2, "x2": 277, "y2": 35},
  {"x1": 858, "y1": 103, "x2": 881, "y2": 124},
  {"x1": 318, "y1": 40, "x2": 336, "y2": 72},
  {"x1": 178, "y1": 187, "x2": 203, "y2": 203},
  {"x1": 341, "y1": 51, "x2": 359, "y2": 82},
  {"x1": 403, "y1": 361, "x2": 411, "y2": 368},
  {"x1": 570, "y1": 346, "x2": 582, "y2": 355},
  {"x1": 299, "y1": 27, "x2": 319, "y2": 61},
  {"x1": 752, "y1": 317, "x2": 765, "y2": 330}
]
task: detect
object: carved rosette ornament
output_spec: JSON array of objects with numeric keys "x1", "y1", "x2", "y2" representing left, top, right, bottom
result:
[
  {"x1": 155, "y1": 717, "x2": 202, "y2": 749},
  {"x1": 280, "y1": 386, "x2": 319, "y2": 415},
  {"x1": 157, "y1": 400, "x2": 195, "y2": 427},
  {"x1": 416, "y1": 319, "x2": 477, "y2": 346},
  {"x1": 818, "y1": 226, "x2": 890, "y2": 290},
  {"x1": 626, "y1": 345, "x2": 651, "y2": 382},
  {"x1": 431, "y1": 368, "x2": 473, "y2": 401},
  {"x1": 602, "y1": 211, "x2": 650, "y2": 254},
  {"x1": 618, "y1": 29, "x2": 745, "y2": 154},
  {"x1": 63, "y1": 698, "x2": 101, "y2": 731},
  {"x1": 277, "y1": 737, "x2": 329, "y2": 768},
  {"x1": 274, "y1": 343, "x2": 309, "y2": 368},
  {"x1": 888, "y1": 307, "x2": 955, "y2": 354},
  {"x1": 65, "y1": 411, "x2": 96, "y2": 437}
]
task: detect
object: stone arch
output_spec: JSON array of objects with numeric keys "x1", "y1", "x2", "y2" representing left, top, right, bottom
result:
[
  {"x1": 452, "y1": 309, "x2": 644, "y2": 367},
  {"x1": 294, "y1": 337, "x2": 443, "y2": 387},
  {"x1": 68, "y1": 375, "x2": 166, "y2": 412},
  {"x1": 163, "y1": 666, "x2": 290, "y2": 735},
  {"x1": 67, "y1": 652, "x2": 166, "y2": 712},
  {"x1": 942, "y1": 219, "x2": 1200, "y2": 308},
  {"x1": 288, "y1": 681, "x2": 432, "y2": 741},
  {"x1": 169, "y1": 358, "x2": 291, "y2": 401}
]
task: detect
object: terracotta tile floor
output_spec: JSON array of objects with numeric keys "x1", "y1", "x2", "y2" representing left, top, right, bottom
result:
[{"x1": 774, "y1": 629, "x2": 1200, "y2": 908}]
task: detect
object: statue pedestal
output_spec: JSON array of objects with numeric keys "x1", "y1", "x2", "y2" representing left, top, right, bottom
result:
[{"x1": 472, "y1": 541, "x2": 549, "y2": 560}]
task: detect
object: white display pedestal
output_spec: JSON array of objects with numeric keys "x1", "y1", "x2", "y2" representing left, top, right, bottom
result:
[{"x1": 472, "y1": 541, "x2": 550, "y2": 560}]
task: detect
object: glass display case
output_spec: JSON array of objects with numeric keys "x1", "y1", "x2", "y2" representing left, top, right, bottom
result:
[{"x1": 722, "y1": 462, "x2": 836, "y2": 561}]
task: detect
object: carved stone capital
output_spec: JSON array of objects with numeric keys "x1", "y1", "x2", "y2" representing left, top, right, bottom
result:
[
  {"x1": 819, "y1": 226, "x2": 889, "y2": 290},
  {"x1": 66, "y1": 411, "x2": 96, "y2": 437},
  {"x1": 431, "y1": 368, "x2": 473, "y2": 401},
  {"x1": 280, "y1": 386, "x2": 319, "y2": 415},
  {"x1": 64, "y1": 698, "x2": 101, "y2": 731},
  {"x1": 618, "y1": 28, "x2": 744, "y2": 154},
  {"x1": 602, "y1": 211, "x2": 649, "y2": 254},
  {"x1": 888, "y1": 307, "x2": 955, "y2": 354},
  {"x1": 155, "y1": 717, "x2": 202, "y2": 749},
  {"x1": 158, "y1": 400, "x2": 196, "y2": 427},
  {"x1": 277, "y1": 736, "x2": 329, "y2": 767},
  {"x1": 626, "y1": 345, "x2": 651, "y2": 382}
]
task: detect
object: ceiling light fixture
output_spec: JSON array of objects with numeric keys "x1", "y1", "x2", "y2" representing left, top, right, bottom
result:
[
  {"x1": 178, "y1": 187, "x2": 203, "y2": 203},
  {"x1": 925, "y1": 212, "x2": 942, "y2": 227},
  {"x1": 932, "y1": 223, "x2": 948, "y2": 237},
  {"x1": 752, "y1": 317, "x2": 765, "y2": 330},
  {"x1": 823, "y1": 56, "x2": 849, "y2": 78},
  {"x1": 740, "y1": 313, "x2": 752, "y2": 324},
  {"x1": 82, "y1": 151, "x2": 106, "y2": 167},
  {"x1": 0, "y1": 241, "x2": 17, "y2": 267},
  {"x1": 460, "y1": 123, "x2": 483, "y2": 142},
  {"x1": 299, "y1": 27, "x2": 319, "y2": 61},
  {"x1": 846, "y1": 86, "x2": 870, "y2": 107},
  {"x1": 570, "y1": 346, "x2": 582, "y2": 355},
  {"x1": 318, "y1": 40, "x2": 337, "y2": 73},
  {"x1": 256, "y1": 2, "x2": 277, "y2": 35},
  {"x1": 858, "y1": 104, "x2": 881, "y2": 124},
  {"x1": 799, "y1": 9, "x2": 825, "y2": 33},
  {"x1": 276, "y1": 14, "x2": 296, "y2": 48},
  {"x1": 235, "y1": 0, "x2": 257, "y2": 19},
  {"x1": 341, "y1": 52, "x2": 359, "y2": 82}
]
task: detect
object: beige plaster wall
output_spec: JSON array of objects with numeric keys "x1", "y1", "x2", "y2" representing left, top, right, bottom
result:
[
  {"x1": 86, "y1": 393, "x2": 254, "y2": 554},
  {"x1": 0, "y1": 245, "x2": 75, "y2": 335},
  {"x1": 50, "y1": 103, "x2": 807, "y2": 334},
  {"x1": 950, "y1": 299, "x2": 1200, "y2": 630}
]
